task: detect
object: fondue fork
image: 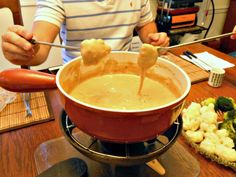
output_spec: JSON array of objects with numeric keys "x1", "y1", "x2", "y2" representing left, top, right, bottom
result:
[
  {"x1": 158, "y1": 32, "x2": 236, "y2": 52},
  {"x1": 21, "y1": 92, "x2": 32, "y2": 117},
  {"x1": 20, "y1": 65, "x2": 32, "y2": 117},
  {"x1": 29, "y1": 39, "x2": 80, "y2": 50},
  {"x1": 29, "y1": 32, "x2": 236, "y2": 51}
]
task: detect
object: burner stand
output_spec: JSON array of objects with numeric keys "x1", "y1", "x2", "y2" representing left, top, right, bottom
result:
[
  {"x1": 34, "y1": 111, "x2": 200, "y2": 177},
  {"x1": 59, "y1": 111, "x2": 183, "y2": 165}
]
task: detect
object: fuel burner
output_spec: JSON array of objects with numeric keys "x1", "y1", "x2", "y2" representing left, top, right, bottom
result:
[{"x1": 34, "y1": 110, "x2": 200, "y2": 177}]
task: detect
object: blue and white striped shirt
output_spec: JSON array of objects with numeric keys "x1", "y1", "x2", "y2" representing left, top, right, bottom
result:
[{"x1": 35, "y1": 0, "x2": 154, "y2": 63}]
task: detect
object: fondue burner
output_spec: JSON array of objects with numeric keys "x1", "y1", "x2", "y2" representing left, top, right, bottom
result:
[
  {"x1": 34, "y1": 110, "x2": 200, "y2": 177},
  {"x1": 60, "y1": 110, "x2": 183, "y2": 166}
]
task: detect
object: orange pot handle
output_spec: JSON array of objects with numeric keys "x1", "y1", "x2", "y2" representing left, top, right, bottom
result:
[{"x1": 0, "y1": 68, "x2": 57, "y2": 92}]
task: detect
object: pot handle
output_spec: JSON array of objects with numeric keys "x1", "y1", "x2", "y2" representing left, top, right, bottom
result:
[{"x1": 0, "y1": 68, "x2": 57, "y2": 92}]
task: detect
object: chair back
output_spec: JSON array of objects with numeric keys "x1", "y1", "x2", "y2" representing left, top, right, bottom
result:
[
  {"x1": 0, "y1": 1, "x2": 28, "y2": 68},
  {"x1": 0, "y1": 0, "x2": 23, "y2": 25},
  {"x1": 220, "y1": 0, "x2": 236, "y2": 54}
]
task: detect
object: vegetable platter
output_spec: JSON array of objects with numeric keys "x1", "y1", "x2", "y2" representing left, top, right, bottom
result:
[{"x1": 182, "y1": 96, "x2": 236, "y2": 171}]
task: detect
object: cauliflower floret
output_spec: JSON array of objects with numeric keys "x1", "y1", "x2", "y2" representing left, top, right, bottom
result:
[
  {"x1": 204, "y1": 132, "x2": 220, "y2": 144},
  {"x1": 185, "y1": 130, "x2": 204, "y2": 143},
  {"x1": 200, "y1": 138, "x2": 216, "y2": 154},
  {"x1": 182, "y1": 108, "x2": 187, "y2": 114},
  {"x1": 200, "y1": 112, "x2": 217, "y2": 124},
  {"x1": 183, "y1": 102, "x2": 201, "y2": 120},
  {"x1": 215, "y1": 129, "x2": 229, "y2": 138},
  {"x1": 199, "y1": 105, "x2": 209, "y2": 114},
  {"x1": 208, "y1": 103, "x2": 215, "y2": 111},
  {"x1": 221, "y1": 137, "x2": 235, "y2": 148},
  {"x1": 200, "y1": 103, "x2": 215, "y2": 114},
  {"x1": 183, "y1": 118, "x2": 200, "y2": 131},
  {"x1": 199, "y1": 122, "x2": 209, "y2": 132},
  {"x1": 200, "y1": 122, "x2": 217, "y2": 133},
  {"x1": 215, "y1": 144, "x2": 236, "y2": 162}
]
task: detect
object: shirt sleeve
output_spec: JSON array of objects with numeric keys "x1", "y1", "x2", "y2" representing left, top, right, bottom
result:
[
  {"x1": 137, "y1": 0, "x2": 154, "y2": 27},
  {"x1": 34, "y1": 0, "x2": 65, "y2": 27}
]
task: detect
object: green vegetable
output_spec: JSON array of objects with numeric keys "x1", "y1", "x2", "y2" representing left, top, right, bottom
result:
[
  {"x1": 201, "y1": 97, "x2": 216, "y2": 106},
  {"x1": 224, "y1": 109, "x2": 236, "y2": 120},
  {"x1": 214, "y1": 96, "x2": 235, "y2": 112},
  {"x1": 229, "y1": 97, "x2": 236, "y2": 109},
  {"x1": 219, "y1": 119, "x2": 236, "y2": 145}
]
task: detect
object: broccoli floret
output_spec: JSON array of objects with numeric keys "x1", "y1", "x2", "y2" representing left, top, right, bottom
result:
[
  {"x1": 219, "y1": 119, "x2": 236, "y2": 145},
  {"x1": 214, "y1": 96, "x2": 235, "y2": 112},
  {"x1": 224, "y1": 109, "x2": 236, "y2": 120},
  {"x1": 201, "y1": 97, "x2": 216, "y2": 106},
  {"x1": 229, "y1": 97, "x2": 236, "y2": 109}
]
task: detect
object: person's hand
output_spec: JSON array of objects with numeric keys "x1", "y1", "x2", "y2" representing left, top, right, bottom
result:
[
  {"x1": 1, "y1": 25, "x2": 39, "y2": 65},
  {"x1": 231, "y1": 26, "x2": 236, "y2": 40},
  {"x1": 147, "y1": 32, "x2": 170, "y2": 47}
]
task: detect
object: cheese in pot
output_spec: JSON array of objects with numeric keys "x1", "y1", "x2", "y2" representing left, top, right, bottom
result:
[
  {"x1": 137, "y1": 43, "x2": 158, "y2": 94},
  {"x1": 69, "y1": 73, "x2": 179, "y2": 110},
  {"x1": 138, "y1": 44, "x2": 158, "y2": 70}
]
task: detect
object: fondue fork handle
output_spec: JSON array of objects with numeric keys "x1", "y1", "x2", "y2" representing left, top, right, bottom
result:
[
  {"x1": 0, "y1": 69, "x2": 57, "y2": 92},
  {"x1": 20, "y1": 66, "x2": 32, "y2": 117},
  {"x1": 146, "y1": 159, "x2": 166, "y2": 175}
]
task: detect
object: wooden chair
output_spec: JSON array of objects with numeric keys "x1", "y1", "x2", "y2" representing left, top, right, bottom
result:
[
  {"x1": 0, "y1": 0, "x2": 23, "y2": 25},
  {"x1": 0, "y1": 0, "x2": 28, "y2": 68}
]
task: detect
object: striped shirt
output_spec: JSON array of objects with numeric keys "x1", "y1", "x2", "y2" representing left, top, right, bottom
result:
[{"x1": 35, "y1": 0, "x2": 154, "y2": 63}]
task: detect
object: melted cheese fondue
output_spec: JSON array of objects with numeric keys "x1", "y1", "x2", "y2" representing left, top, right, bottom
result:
[
  {"x1": 69, "y1": 74, "x2": 178, "y2": 110},
  {"x1": 137, "y1": 43, "x2": 158, "y2": 94},
  {"x1": 138, "y1": 44, "x2": 158, "y2": 70}
]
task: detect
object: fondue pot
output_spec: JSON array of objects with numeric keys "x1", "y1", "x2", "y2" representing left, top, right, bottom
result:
[{"x1": 0, "y1": 52, "x2": 191, "y2": 143}]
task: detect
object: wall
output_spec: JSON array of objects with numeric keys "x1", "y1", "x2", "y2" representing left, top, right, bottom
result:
[
  {"x1": 0, "y1": 0, "x2": 62, "y2": 71},
  {"x1": 197, "y1": 0, "x2": 230, "y2": 37}
]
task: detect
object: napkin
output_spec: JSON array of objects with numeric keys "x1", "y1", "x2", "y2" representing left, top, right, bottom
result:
[{"x1": 180, "y1": 51, "x2": 235, "y2": 71}]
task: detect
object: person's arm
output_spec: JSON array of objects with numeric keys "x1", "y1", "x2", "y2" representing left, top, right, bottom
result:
[
  {"x1": 231, "y1": 25, "x2": 236, "y2": 40},
  {"x1": 136, "y1": 21, "x2": 169, "y2": 47},
  {"x1": 1, "y1": 21, "x2": 59, "y2": 66}
]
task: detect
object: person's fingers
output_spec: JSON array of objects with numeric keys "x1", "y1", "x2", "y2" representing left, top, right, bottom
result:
[
  {"x1": 230, "y1": 26, "x2": 236, "y2": 39},
  {"x1": 2, "y1": 40, "x2": 35, "y2": 58},
  {"x1": 2, "y1": 31, "x2": 33, "y2": 51},
  {"x1": 148, "y1": 33, "x2": 169, "y2": 47},
  {"x1": 8, "y1": 25, "x2": 33, "y2": 40},
  {"x1": 2, "y1": 42, "x2": 35, "y2": 65},
  {"x1": 3, "y1": 51, "x2": 34, "y2": 65},
  {"x1": 150, "y1": 37, "x2": 169, "y2": 47},
  {"x1": 162, "y1": 38, "x2": 170, "y2": 47},
  {"x1": 231, "y1": 35, "x2": 236, "y2": 40},
  {"x1": 148, "y1": 33, "x2": 160, "y2": 41}
]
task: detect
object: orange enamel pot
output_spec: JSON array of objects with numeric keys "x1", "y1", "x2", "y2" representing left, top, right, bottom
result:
[{"x1": 0, "y1": 51, "x2": 191, "y2": 143}]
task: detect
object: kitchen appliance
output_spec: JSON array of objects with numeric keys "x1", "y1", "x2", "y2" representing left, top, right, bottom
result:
[
  {"x1": 34, "y1": 111, "x2": 200, "y2": 177},
  {"x1": 156, "y1": 0, "x2": 203, "y2": 32},
  {"x1": 156, "y1": 0, "x2": 205, "y2": 45},
  {"x1": 158, "y1": 0, "x2": 203, "y2": 9},
  {"x1": 157, "y1": 6, "x2": 199, "y2": 30}
]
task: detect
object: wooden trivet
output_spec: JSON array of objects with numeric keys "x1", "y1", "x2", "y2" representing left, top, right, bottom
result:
[
  {"x1": 0, "y1": 91, "x2": 54, "y2": 133},
  {"x1": 165, "y1": 52, "x2": 210, "y2": 84}
]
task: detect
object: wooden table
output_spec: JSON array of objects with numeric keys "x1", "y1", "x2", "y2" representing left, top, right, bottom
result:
[{"x1": 0, "y1": 44, "x2": 236, "y2": 177}]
